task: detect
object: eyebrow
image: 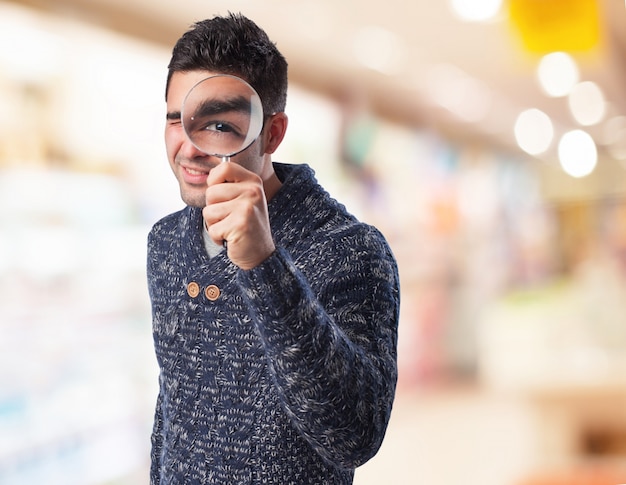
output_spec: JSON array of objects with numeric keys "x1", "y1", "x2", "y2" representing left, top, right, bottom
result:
[
  {"x1": 166, "y1": 96, "x2": 255, "y2": 122},
  {"x1": 193, "y1": 96, "x2": 252, "y2": 118}
]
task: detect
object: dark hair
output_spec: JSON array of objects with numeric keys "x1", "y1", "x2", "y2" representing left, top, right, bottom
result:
[{"x1": 166, "y1": 13, "x2": 288, "y2": 116}]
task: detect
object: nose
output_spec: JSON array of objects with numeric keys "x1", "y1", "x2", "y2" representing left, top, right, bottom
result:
[{"x1": 179, "y1": 135, "x2": 208, "y2": 160}]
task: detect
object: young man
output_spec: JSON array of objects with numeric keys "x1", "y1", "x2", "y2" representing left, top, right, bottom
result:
[{"x1": 148, "y1": 13, "x2": 400, "y2": 484}]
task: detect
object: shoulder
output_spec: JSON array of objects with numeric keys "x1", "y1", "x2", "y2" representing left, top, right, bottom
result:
[
  {"x1": 327, "y1": 221, "x2": 397, "y2": 270},
  {"x1": 147, "y1": 206, "x2": 196, "y2": 258},
  {"x1": 271, "y1": 162, "x2": 357, "y2": 231},
  {"x1": 149, "y1": 207, "x2": 186, "y2": 233},
  {"x1": 271, "y1": 163, "x2": 394, "y2": 258},
  {"x1": 148, "y1": 206, "x2": 194, "y2": 240}
]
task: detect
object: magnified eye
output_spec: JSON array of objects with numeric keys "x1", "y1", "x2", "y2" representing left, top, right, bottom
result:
[
  {"x1": 182, "y1": 78, "x2": 263, "y2": 157},
  {"x1": 205, "y1": 121, "x2": 236, "y2": 133}
]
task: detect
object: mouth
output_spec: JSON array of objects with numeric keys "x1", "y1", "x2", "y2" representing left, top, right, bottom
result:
[
  {"x1": 185, "y1": 166, "x2": 209, "y2": 176},
  {"x1": 180, "y1": 164, "x2": 211, "y2": 185}
]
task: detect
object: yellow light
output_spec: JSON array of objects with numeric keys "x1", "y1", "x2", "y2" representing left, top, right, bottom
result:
[{"x1": 508, "y1": 0, "x2": 601, "y2": 53}]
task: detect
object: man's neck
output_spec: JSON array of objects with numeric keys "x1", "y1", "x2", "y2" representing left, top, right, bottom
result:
[{"x1": 263, "y1": 170, "x2": 282, "y2": 202}]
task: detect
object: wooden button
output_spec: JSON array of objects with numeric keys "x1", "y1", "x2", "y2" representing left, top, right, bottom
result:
[
  {"x1": 187, "y1": 281, "x2": 200, "y2": 298},
  {"x1": 205, "y1": 284, "x2": 220, "y2": 301}
]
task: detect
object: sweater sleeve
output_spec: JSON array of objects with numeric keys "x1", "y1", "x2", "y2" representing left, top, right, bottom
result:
[
  {"x1": 237, "y1": 225, "x2": 399, "y2": 469},
  {"x1": 149, "y1": 386, "x2": 164, "y2": 485},
  {"x1": 147, "y1": 227, "x2": 164, "y2": 485}
]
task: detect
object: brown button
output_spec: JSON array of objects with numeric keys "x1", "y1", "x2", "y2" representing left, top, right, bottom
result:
[
  {"x1": 205, "y1": 284, "x2": 220, "y2": 301},
  {"x1": 187, "y1": 281, "x2": 200, "y2": 298}
]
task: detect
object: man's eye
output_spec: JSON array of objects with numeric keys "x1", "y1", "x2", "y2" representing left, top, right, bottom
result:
[{"x1": 205, "y1": 121, "x2": 235, "y2": 133}]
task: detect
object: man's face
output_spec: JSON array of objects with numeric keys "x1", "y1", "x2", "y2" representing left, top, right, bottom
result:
[{"x1": 165, "y1": 70, "x2": 266, "y2": 208}]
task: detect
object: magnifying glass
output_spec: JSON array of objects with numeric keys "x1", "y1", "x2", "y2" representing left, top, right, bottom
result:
[{"x1": 181, "y1": 74, "x2": 264, "y2": 163}]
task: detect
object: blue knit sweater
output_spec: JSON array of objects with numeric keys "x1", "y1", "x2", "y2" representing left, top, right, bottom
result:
[{"x1": 148, "y1": 162, "x2": 399, "y2": 484}]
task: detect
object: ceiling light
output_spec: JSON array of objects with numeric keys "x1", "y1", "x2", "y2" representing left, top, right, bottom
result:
[
  {"x1": 558, "y1": 130, "x2": 597, "y2": 177},
  {"x1": 568, "y1": 81, "x2": 606, "y2": 126},
  {"x1": 353, "y1": 26, "x2": 407, "y2": 75},
  {"x1": 514, "y1": 108, "x2": 554, "y2": 155},
  {"x1": 449, "y1": 0, "x2": 503, "y2": 22},
  {"x1": 0, "y1": 8, "x2": 65, "y2": 82},
  {"x1": 603, "y1": 116, "x2": 626, "y2": 160},
  {"x1": 426, "y1": 64, "x2": 492, "y2": 122},
  {"x1": 537, "y1": 52, "x2": 579, "y2": 97}
]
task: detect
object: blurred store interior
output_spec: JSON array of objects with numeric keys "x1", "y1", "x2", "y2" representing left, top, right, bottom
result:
[{"x1": 1, "y1": 0, "x2": 626, "y2": 484}]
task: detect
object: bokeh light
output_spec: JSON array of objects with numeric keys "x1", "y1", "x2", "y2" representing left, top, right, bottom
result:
[
  {"x1": 558, "y1": 129, "x2": 597, "y2": 177},
  {"x1": 537, "y1": 52, "x2": 579, "y2": 97},
  {"x1": 514, "y1": 108, "x2": 554, "y2": 155},
  {"x1": 449, "y1": 0, "x2": 503, "y2": 22},
  {"x1": 568, "y1": 81, "x2": 606, "y2": 126}
]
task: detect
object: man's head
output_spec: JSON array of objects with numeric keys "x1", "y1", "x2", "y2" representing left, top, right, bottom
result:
[
  {"x1": 166, "y1": 13, "x2": 288, "y2": 117},
  {"x1": 164, "y1": 13, "x2": 289, "y2": 208}
]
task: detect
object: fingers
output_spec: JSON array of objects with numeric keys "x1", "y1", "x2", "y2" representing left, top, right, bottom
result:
[
  {"x1": 203, "y1": 162, "x2": 259, "y2": 226},
  {"x1": 202, "y1": 163, "x2": 275, "y2": 268},
  {"x1": 205, "y1": 161, "x2": 251, "y2": 187},
  {"x1": 202, "y1": 192, "x2": 256, "y2": 239}
]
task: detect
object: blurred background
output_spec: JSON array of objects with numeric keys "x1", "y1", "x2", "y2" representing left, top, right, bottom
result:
[{"x1": 1, "y1": 0, "x2": 626, "y2": 484}]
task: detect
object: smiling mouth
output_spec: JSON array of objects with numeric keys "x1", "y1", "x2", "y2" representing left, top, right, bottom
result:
[
  {"x1": 180, "y1": 164, "x2": 212, "y2": 185},
  {"x1": 184, "y1": 166, "x2": 209, "y2": 176}
]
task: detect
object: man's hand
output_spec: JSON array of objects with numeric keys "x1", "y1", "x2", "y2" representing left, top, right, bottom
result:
[{"x1": 203, "y1": 162, "x2": 275, "y2": 270}]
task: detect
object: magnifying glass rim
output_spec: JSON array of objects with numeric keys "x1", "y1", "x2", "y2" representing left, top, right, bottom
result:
[{"x1": 181, "y1": 73, "x2": 264, "y2": 158}]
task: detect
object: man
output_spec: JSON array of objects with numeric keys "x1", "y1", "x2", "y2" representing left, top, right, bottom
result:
[{"x1": 147, "y1": 12, "x2": 400, "y2": 484}]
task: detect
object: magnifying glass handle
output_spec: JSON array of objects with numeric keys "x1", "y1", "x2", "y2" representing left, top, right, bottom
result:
[{"x1": 219, "y1": 155, "x2": 229, "y2": 246}]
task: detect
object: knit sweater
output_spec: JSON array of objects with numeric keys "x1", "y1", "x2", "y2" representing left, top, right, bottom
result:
[{"x1": 147, "y1": 162, "x2": 400, "y2": 484}]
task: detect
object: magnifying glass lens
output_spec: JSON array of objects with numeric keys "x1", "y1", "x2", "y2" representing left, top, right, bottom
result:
[{"x1": 182, "y1": 75, "x2": 264, "y2": 159}]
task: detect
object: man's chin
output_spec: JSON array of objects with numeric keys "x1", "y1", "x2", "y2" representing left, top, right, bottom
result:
[{"x1": 179, "y1": 189, "x2": 205, "y2": 208}]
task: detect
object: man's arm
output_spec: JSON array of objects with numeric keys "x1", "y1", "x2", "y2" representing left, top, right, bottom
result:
[{"x1": 238, "y1": 225, "x2": 399, "y2": 469}]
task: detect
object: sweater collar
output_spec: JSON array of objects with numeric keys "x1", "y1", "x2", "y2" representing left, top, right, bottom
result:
[{"x1": 267, "y1": 162, "x2": 325, "y2": 244}]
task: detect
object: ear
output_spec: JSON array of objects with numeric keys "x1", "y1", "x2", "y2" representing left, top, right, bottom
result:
[{"x1": 262, "y1": 112, "x2": 288, "y2": 155}]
